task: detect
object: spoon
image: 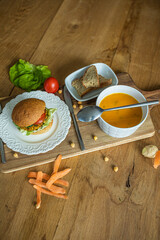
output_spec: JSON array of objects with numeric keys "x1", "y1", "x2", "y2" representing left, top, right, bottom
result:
[{"x1": 77, "y1": 100, "x2": 159, "y2": 122}]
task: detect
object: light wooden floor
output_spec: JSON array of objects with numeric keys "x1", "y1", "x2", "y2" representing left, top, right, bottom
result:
[{"x1": 0, "y1": 0, "x2": 160, "y2": 239}]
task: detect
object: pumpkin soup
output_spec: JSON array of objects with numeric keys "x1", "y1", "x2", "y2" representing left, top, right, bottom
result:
[{"x1": 99, "y1": 93, "x2": 142, "y2": 128}]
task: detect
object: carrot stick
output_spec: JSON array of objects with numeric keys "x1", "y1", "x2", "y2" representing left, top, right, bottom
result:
[
  {"x1": 153, "y1": 150, "x2": 160, "y2": 169},
  {"x1": 28, "y1": 172, "x2": 69, "y2": 187},
  {"x1": 29, "y1": 179, "x2": 66, "y2": 194},
  {"x1": 28, "y1": 172, "x2": 50, "y2": 180},
  {"x1": 28, "y1": 172, "x2": 46, "y2": 179},
  {"x1": 36, "y1": 171, "x2": 43, "y2": 209},
  {"x1": 33, "y1": 185, "x2": 68, "y2": 199},
  {"x1": 46, "y1": 168, "x2": 71, "y2": 189},
  {"x1": 53, "y1": 154, "x2": 62, "y2": 173},
  {"x1": 55, "y1": 179, "x2": 69, "y2": 187}
]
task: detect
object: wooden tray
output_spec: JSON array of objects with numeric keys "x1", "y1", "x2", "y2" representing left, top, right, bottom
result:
[{"x1": 0, "y1": 73, "x2": 159, "y2": 173}]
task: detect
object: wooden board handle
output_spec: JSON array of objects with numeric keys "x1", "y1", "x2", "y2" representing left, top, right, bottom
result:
[
  {"x1": 117, "y1": 72, "x2": 160, "y2": 104},
  {"x1": 140, "y1": 89, "x2": 160, "y2": 102}
]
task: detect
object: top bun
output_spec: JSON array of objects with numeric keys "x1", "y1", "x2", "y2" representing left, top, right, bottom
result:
[{"x1": 12, "y1": 98, "x2": 46, "y2": 127}]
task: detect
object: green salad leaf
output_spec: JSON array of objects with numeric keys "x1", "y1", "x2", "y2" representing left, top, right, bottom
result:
[
  {"x1": 9, "y1": 59, "x2": 51, "y2": 91},
  {"x1": 43, "y1": 108, "x2": 56, "y2": 127}
]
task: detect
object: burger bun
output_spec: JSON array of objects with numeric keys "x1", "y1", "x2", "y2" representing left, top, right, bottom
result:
[{"x1": 12, "y1": 98, "x2": 46, "y2": 127}]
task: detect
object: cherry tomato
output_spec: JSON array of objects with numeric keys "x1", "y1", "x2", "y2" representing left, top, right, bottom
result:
[
  {"x1": 34, "y1": 113, "x2": 46, "y2": 125},
  {"x1": 44, "y1": 77, "x2": 59, "y2": 93}
]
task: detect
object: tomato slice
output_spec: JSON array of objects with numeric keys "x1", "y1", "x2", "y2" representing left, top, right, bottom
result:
[{"x1": 34, "y1": 113, "x2": 46, "y2": 125}]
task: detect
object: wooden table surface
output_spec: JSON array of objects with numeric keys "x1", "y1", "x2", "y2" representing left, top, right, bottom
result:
[{"x1": 0, "y1": 0, "x2": 160, "y2": 239}]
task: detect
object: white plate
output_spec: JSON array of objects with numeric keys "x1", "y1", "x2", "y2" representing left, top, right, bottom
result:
[
  {"x1": 0, "y1": 91, "x2": 71, "y2": 155},
  {"x1": 65, "y1": 63, "x2": 118, "y2": 102}
]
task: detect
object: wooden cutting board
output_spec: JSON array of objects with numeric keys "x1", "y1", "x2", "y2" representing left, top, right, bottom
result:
[{"x1": 0, "y1": 73, "x2": 159, "y2": 173}]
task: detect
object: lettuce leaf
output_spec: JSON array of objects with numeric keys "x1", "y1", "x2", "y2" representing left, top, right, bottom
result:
[
  {"x1": 9, "y1": 59, "x2": 51, "y2": 91},
  {"x1": 43, "y1": 108, "x2": 56, "y2": 127}
]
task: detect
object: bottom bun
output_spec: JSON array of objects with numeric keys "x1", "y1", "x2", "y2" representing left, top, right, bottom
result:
[{"x1": 31, "y1": 120, "x2": 53, "y2": 135}]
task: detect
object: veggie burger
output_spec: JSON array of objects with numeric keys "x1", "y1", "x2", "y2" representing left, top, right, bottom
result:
[{"x1": 12, "y1": 98, "x2": 56, "y2": 135}]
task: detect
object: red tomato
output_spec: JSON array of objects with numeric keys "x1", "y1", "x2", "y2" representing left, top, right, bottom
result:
[
  {"x1": 44, "y1": 77, "x2": 59, "y2": 93},
  {"x1": 34, "y1": 113, "x2": 46, "y2": 125}
]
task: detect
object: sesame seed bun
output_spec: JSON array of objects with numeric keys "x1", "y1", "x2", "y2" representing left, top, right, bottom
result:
[{"x1": 12, "y1": 98, "x2": 45, "y2": 127}]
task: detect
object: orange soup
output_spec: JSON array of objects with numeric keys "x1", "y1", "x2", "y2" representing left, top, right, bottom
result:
[{"x1": 99, "y1": 93, "x2": 142, "y2": 128}]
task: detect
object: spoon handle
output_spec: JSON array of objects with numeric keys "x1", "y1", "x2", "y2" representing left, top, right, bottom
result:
[{"x1": 104, "y1": 100, "x2": 159, "y2": 112}]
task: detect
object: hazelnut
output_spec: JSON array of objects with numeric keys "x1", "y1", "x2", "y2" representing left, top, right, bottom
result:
[
  {"x1": 79, "y1": 105, "x2": 83, "y2": 109},
  {"x1": 72, "y1": 104, "x2": 76, "y2": 109}
]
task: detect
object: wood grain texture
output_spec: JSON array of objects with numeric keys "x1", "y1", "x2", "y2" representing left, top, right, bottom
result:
[
  {"x1": 10, "y1": 0, "x2": 132, "y2": 97},
  {"x1": 0, "y1": 0, "x2": 63, "y2": 97},
  {"x1": 111, "y1": 0, "x2": 160, "y2": 90},
  {"x1": 0, "y1": 0, "x2": 160, "y2": 239}
]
